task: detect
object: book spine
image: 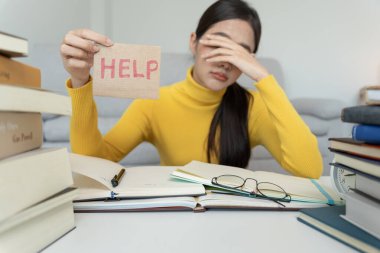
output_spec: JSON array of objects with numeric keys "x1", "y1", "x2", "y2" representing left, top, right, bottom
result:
[
  {"x1": 0, "y1": 54, "x2": 40, "y2": 88},
  {"x1": 296, "y1": 217, "x2": 365, "y2": 253},
  {"x1": 0, "y1": 112, "x2": 43, "y2": 160},
  {"x1": 341, "y1": 106, "x2": 380, "y2": 125},
  {"x1": 352, "y1": 124, "x2": 380, "y2": 144},
  {"x1": 0, "y1": 85, "x2": 72, "y2": 116}
]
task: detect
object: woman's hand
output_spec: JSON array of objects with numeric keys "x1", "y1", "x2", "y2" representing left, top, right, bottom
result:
[
  {"x1": 199, "y1": 34, "x2": 269, "y2": 82},
  {"x1": 60, "y1": 29, "x2": 113, "y2": 88}
]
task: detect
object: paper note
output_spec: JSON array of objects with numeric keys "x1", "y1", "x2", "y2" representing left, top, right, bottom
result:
[{"x1": 93, "y1": 43, "x2": 160, "y2": 99}]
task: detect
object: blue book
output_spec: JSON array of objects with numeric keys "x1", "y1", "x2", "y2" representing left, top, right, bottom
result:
[
  {"x1": 352, "y1": 124, "x2": 380, "y2": 144},
  {"x1": 298, "y1": 206, "x2": 380, "y2": 253}
]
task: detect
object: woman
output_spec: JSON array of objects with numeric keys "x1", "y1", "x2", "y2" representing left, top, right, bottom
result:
[{"x1": 60, "y1": 0, "x2": 322, "y2": 178}]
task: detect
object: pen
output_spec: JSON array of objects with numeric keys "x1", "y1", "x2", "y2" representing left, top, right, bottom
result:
[{"x1": 111, "y1": 168, "x2": 125, "y2": 187}]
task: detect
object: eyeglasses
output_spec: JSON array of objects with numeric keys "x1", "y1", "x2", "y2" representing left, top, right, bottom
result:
[{"x1": 211, "y1": 174, "x2": 292, "y2": 207}]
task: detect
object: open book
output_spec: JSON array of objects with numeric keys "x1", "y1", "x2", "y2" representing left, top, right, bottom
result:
[
  {"x1": 171, "y1": 161, "x2": 343, "y2": 205},
  {"x1": 74, "y1": 190, "x2": 332, "y2": 212},
  {"x1": 71, "y1": 155, "x2": 341, "y2": 212},
  {"x1": 70, "y1": 154, "x2": 205, "y2": 201}
]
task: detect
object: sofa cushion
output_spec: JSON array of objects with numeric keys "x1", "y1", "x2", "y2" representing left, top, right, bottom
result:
[
  {"x1": 42, "y1": 140, "x2": 160, "y2": 166},
  {"x1": 299, "y1": 115, "x2": 330, "y2": 136},
  {"x1": 44, "y1": 116, "x2": 120, "y2": 142},
  {"x1": 292, "y1": 98, "x2": 345, "y2": 120}
]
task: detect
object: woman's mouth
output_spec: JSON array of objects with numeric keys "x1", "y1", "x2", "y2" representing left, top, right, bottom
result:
[{"x1": 210, "y1": 71, "x2": 228, "y2": 82}]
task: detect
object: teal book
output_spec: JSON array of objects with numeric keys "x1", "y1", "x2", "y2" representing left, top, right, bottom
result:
[{"x1": 297, "y1": 206, "x2": 380, "y2": 253}]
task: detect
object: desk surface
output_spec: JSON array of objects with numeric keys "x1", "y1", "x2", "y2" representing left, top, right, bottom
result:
[{"x1": 44, "y1": 210, "x2": 356, "y2": 253}]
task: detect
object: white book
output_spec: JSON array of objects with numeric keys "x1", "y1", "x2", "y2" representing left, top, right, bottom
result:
[
  {"x1": 0, "y1": 31, "x2": 28, "y2": 57},
  {"x1": 342, "y1": 191, "x2": 380, "y2": 240},
  {"x1": 0, "y1": 188, "x2": 77, "y2": 253},
  {"x1": 0, "y1": 148, "x2": 73, "y2": 222},
  {"x1": 0, "y1": 84, "x2": 71, "y2": 116},
  {"x1": 356, "y1": 174, "x2": 380, "y2": 200}
]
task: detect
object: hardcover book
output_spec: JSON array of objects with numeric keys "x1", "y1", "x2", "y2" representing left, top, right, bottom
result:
[
  {"x1": 0, "y1": 112, "x2": 43, "y2": 160},
  {"x1": 0, "y1": 54, "x2": 40, "y2": 88},
  {"x1": 331, "y1": 150, "x2": 380, "y2": 177},
  {"x1": 0, "y1": 31, "x2": 28, "y2": 57},
  {"x1": 352, "y1": 124, "x2": 380, "y2": 144},
  {"x1": 0, "y1": 188, "x2": 77, "y2": 253},
  {"x1": 0, "y1": 148, "x2": 73, "y2": 222},
  {"x1": 356, "y1": 174, "x2": 380, "y2": 200},
  {"x1": 343, "y1": 190, "x2": 380, "y2": 240},
  {"x1": 330, "y1": 162, "x2": 380, "y2": 200},
  {"x1": 0, "y1": 84, "x2": 71, "y2": 116},
  {"x1": 298, "y1": 206, "x2": 380, "y2": 253},
  {"x1": 329, "y1": 137, "x2": 380, "y2": 161},
  {"x1": 341, "y1": 105, "x2": 380, "y2": 125}
]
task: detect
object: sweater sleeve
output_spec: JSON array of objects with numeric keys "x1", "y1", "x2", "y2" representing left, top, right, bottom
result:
[
  {"x1": 66, "y1": 78, "x2": 152, "y2": 162},
  {"x1": 249, "y1": 75, "x2": 323, "y2": 179}
]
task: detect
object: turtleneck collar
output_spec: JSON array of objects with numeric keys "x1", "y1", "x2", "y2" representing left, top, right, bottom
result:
[{"x1": 176, "y1": 67, "x2": 227, "y2": 105}]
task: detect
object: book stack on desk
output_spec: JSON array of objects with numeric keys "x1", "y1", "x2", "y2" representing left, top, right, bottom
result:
[
  {"x1": 0, "y1": 31, "x2": 77, "y2": 253},
  {"x1": 297, "y1": 105, "x2": 380, "y2": 253},
  {"x1": 332, "y1": 106, "x2": 380, "y2": 239}
]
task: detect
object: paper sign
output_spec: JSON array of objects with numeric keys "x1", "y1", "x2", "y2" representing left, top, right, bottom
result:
[{"x1": 93, "y1": 43, "x2": 160, "y2": 99}]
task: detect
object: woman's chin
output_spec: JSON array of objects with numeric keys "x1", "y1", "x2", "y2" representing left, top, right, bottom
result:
[{"x1": 204, "y1": 81, "x2": 232, "y2": 91}]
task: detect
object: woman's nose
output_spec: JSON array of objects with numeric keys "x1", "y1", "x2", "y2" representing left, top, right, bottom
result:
[{"x1": 218, "y1": 61, "x2": 231, "y2": 71}]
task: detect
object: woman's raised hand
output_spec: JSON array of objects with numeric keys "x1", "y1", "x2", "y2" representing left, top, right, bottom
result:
[
  {"x1": 60, "y1": 29, "x2": 113, "y2": 88},
  {"x1": 200, "y1": 34, "x2": 269, "y2": 82}
]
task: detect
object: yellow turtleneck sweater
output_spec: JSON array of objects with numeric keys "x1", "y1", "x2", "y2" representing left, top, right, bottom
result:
[{"x1": 67, "y1": 68, "x2": 323, "y2": 178}]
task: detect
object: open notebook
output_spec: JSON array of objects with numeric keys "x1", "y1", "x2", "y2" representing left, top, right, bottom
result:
[
  {"x1": 71, "y1": 155, "x2": 341, "y2": 212},
  {"x1": 74, "y1": 190, "x2": 332, "y2": 212},
  {"x1": 171, "y1": 161, "x2": 343, "y2": 205},
  {"x1": 70, "y1": 154, "x2": 205, "y2": 201}
]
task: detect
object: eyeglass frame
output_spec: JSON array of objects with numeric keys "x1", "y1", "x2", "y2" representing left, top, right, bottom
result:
[{"x1": 211, "y1": 174, "x2": 292, "y2": 207}]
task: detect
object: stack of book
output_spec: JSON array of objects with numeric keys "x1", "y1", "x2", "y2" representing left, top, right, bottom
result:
[
  {"x1": 298, "y1": 102, "x2": 380, "y2": 252},
  {"x1": 0, "y1": 31, "x2": 77, "y2": 252}
]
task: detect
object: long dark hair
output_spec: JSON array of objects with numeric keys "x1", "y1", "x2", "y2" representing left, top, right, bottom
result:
[{"x1": 195, "y1": 0, "x2": 262, "y2": 168}]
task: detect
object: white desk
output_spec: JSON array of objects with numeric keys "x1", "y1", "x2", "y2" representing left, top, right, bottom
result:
[{"x1": 44, "y1": 210, "x2": 356, "y2": 253}]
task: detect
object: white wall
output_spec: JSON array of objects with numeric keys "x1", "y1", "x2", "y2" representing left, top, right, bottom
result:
[
  {"x1": 109, "y1": 0, "x2": 380, "y2": 105},
  {"x1": 1, "y1": 0, "x2": 379, "y2": 105},
  {"x1": 0, "y1": 0, "x2": 92, "y2": 45}
]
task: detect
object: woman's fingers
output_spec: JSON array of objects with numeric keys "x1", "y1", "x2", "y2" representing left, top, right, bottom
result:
[
  {"x1": 68, "y1": 29, "x2": 113, "y2": 47},
  {"x1": 199, "y1": 38, "x2": 235, "y2": 51},
  {"x1": 204, "y1": 55, "x2": 232, "y2": 63},
  {"x1": 201, "y1": 48, "x2": 234, "y2": 59},
  {"x1": 63, "y1": 33, "x2": 100, "y2": 54},
  {"x1": 64, "y1": 57, "x2": 92, "y2": 70},
  {"x1": 62, "y1": 29, "x2": 113, "y2": 55},
  {"x1": 60, "y1": 44, "x2": 92, "y2": 60}
]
